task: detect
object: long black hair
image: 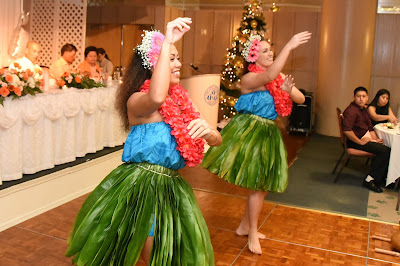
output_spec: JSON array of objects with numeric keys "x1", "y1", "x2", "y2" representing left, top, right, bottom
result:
[
  {"x1": 368, "y1": 89, "x2": 390, "y2": 111},
  {"x1": 115, "y1": 51, "x2": 152, "y2": 131},
  {"x1": 97, "y1": 48, "x2": 110, "y2": 61}
]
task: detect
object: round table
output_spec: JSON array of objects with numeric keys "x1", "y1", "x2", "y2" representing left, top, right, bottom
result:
[{"x1": 374, "y1": 123, "x2": 400, "y2": 186}]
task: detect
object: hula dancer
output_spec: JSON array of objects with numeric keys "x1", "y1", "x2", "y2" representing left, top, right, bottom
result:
[
  {"x1": 202, "y1": 32, "x2": 311, "y2": 254},
  {"x1": 66, "y1": 17, "x2": 222, "y2": 265}
]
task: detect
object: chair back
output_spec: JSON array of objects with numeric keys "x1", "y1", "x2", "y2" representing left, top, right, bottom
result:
[{"x1": 336, "y1": 108, "x2": 347, "y2": 149}]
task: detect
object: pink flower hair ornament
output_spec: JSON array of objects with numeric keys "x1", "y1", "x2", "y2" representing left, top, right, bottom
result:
[
  {"x1": 135, "y1": 30, "x2": 165, "y2": 70},
  {"x1": 241, "y1": 34, "x2": 262, "y2": 63}
]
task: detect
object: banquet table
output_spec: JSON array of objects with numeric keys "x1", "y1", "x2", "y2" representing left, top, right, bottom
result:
[
  {"x1": 374, "y1": 123, "x2": 400, "y2": 186},
  {"x1": 0, "y1": 83, "x2": 127, "y2": 184}
]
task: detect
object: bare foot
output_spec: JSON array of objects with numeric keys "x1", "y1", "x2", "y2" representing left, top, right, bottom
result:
[
  {"x1": 236, "y1": 226, "x2": 266, "y2": 239},
  {"x1": 248, "y1": 233, "x2": 262, "y2": 255}
]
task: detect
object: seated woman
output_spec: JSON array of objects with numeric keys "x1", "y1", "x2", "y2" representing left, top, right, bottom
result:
[
  {"x1": 97, "y1": 48, "x2": 113, "y2": 77},
  {"x1": 77, "y1": 46, "x2": 101, "y2": 80},
  {"x1": 368, "y1": 89, "x2": 397, "y2": 126}
]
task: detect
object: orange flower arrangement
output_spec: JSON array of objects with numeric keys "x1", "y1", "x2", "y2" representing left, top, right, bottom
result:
[
  {"x1": 0, "y1": 67, "x2": 42, "y2": 106},
  {"x1": 59, "y1": 72, "x2": 104, "y2": 89}
]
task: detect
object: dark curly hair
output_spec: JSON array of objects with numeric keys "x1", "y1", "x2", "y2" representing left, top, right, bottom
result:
[{"x1": 115, "y1": 51, "x2": 152, "y2": 131}]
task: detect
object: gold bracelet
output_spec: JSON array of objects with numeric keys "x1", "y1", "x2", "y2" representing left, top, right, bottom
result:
[{"x1": 207, "y1": 130, "x2": 219, "y2": 146}]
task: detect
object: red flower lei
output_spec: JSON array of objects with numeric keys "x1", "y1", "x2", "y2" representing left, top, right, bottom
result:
[
  {"x1": 139, "y1": 80, "x2": 205, "y2": 167},
  {"x1": 248, "y1": 64, "x2": 293, "y2": 116}
]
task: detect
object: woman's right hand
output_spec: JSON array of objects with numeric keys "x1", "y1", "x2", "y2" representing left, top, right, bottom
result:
[
  {"x1": 389, "y1": 115, "x2": 398, "y2": 125},
  {"x1": 164, "y1": 17, "x2": 192, "y2": 44},
  {"x1": 286, "y1": 31, "x2": 312, "y2": 50}
]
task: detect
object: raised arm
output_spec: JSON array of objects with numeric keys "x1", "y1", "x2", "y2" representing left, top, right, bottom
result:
[
  {"x1": 241, "y1": 31, "x2": 312, "y2": 90},
  {"x1": 127, "y1": 17, "x2": 191, "y2": 118}
]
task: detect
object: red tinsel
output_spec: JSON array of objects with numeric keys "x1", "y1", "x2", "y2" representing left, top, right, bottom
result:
[
  {"x1": 247, "y1": 64, "x2": 293, "y2": 116},
  {"x1": 140, "y1": 80, "x2": 205, "y2": 167}
]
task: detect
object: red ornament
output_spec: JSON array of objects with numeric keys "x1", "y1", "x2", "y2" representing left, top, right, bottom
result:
[{"x1": 140, "y1": 80, "x2": 205, "y2": 167}]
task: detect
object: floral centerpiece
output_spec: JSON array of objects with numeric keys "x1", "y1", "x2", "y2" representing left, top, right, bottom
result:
[
  {"x1": 58, "y1": 72, "x2": 105, "y2": 89},
  {"x1": 0, "y1": 63, "x2": 42, "y2": 106}
]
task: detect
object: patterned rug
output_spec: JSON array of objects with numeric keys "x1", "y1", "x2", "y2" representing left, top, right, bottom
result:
[{"x1": 368, "y1": 189, "x2": 400, "y2": 224}]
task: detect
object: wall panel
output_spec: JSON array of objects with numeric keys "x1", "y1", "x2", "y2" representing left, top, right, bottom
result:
[
  {"x1": 371, "y1": 14, "x2": 400, "y2": 116},
  {"x1": 86, "y1": 24, "x2": 121, "y2": 68}
]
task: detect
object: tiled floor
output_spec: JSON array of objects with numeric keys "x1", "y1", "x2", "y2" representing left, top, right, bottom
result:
[{"x1": 1, "y1": 134, "x2": 400, "y2": 265}]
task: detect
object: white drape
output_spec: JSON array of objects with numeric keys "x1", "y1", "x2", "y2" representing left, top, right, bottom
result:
[
  {"x1": 0, "y1": 85, "x2": 127, "y2": 184},
  {"x1": 0, "y1": 0, "x2": 21, "y2": 68}
]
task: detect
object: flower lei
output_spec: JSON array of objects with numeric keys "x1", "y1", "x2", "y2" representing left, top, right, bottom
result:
[
  {"x1": 140, "y1": 80, "x2": 205, "y2": 167},
  {"x1": 242, "y1": 35, "x2": 262, "y2": 63},
  {"x1": 248, "y1": 63, "x2": 293, "y2": 116},
  {"x1": 136, "y1": 31, "x2": 165, "y2": 70}
]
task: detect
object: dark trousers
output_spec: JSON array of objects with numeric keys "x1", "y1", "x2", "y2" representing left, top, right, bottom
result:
[{"x1": 347, "y1": 141, "x2": 391, "y2": 185}]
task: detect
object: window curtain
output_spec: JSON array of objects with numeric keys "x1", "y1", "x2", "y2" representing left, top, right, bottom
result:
[{"x1": 0, "y1": 0, "x2": 22, "y2": 68}]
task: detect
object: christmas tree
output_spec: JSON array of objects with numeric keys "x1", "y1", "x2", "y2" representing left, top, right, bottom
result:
[{"x1": 219, "y1": 0, "x2": 269, "y2": 119}]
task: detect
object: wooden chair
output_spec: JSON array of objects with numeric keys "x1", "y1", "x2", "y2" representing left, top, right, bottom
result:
[{"x1": 332, "y1": 108, "x2": 375, "y2": 183}]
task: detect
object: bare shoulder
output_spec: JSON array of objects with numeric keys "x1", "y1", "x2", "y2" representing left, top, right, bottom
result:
[
  {"x1": 279, "y1": 72, "x2": 285, "y2": 79},
  {"x1": 127, "y1": 91, "x2": 145, "y2": 106},
  {"x1": 241, "y1": 72, "x2": 257, "y2": 88}
]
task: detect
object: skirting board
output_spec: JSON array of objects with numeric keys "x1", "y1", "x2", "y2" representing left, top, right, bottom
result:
[{"x1": 0, "y1": 150, "x2": 123, "y2": 232}]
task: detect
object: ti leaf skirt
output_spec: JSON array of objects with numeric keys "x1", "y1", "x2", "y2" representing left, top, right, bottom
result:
[
  {"x1": 66, "y1": 162, "x2": 214, "y2": 265},
  {"x1": 202, "y1": 113, "x2": 288, "y2": 192}
]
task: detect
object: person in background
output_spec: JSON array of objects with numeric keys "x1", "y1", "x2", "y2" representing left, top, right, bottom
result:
[
  {"x1": 49, "y1": 43, "x2": 77, "y2": 80},
  {"x1": 77, "y1": 46, "x2": 101, "y2": 80},
  {"x1": 343, "y1": 86, "x2": 391, "y2": 193},
  {"x1": 368, "y1": 89, "x2": 398, "y2": 126},
  {"x1": 202, "y1": 31, "x2": 311, "y2": 255},
  {"x1": 9, "y1": 41, "x2": 42, "y2": 79},
  {"x1": 97, "y1": 48, "x2": 113, "y2": 77}
]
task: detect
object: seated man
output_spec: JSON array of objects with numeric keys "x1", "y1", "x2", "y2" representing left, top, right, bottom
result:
[
  {"x1": 9, "y1": 41, "x2": 42, "y2": 79},
  {"x1": 343, "y1": 86, "x2": 391, "y2": 193},
  {"x1": 49, "y1": 43, "x2": 77, "y2": 80}
]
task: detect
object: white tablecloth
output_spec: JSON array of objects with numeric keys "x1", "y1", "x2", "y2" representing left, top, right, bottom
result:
[
  {"x1": 0, "y1": 85, "x2": 127, "y2": 184},
  {"x1": 374, "y1": 123, "x2": 400, "y2": 186}
]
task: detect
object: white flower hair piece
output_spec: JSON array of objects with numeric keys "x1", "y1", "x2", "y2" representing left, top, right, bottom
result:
[
  {"x1": 241, "y1": 34, "x2": 262, "y2": 63},
  {"x1": 136, "y1": 30, "x2": 165, "y2": 70}
]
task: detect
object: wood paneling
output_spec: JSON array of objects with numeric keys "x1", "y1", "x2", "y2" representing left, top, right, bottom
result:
[
  {"x1": 272, "y1": 11, "x2": 320, "y2": 94},
  {"x1": 194, "y1": 11, "x2": 215, "y2": 66},
  {"x1": 86, "y1": 24, "x2": 122, "y2": 67},
  {"x1": 371, "y1": 14, "x2": 400, "y2": 114},
  {"x1": 122, "y1": 25, "x2": 146, "y2": 69}
]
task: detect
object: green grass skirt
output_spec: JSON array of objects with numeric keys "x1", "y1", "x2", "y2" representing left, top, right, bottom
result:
[
  {"x1": 66, "y1": 162, "x2": 214, "y2": 265},
  {"x1": 202, "y1": 113, "x2": 288, "y2": 192}
]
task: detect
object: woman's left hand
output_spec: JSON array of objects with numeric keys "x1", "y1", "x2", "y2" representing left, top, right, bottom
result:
[
  {"x1": 187, "y1": 118, "x2": 213, "y2": 139},
  {"x1": 281, "y1": 74, "x2": 295, "y2": 94}
]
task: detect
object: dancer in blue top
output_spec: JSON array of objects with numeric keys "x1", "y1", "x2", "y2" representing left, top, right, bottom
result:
[
  {"x1": 202, "y1": 32, "x2": 311, "y2": 255},
  {"x1": 66, "y1": 17, "x2": 222, "y2": 265}
]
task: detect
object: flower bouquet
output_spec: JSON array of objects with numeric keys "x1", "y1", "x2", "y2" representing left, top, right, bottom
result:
[
  {"x1": 0, "y1": 65, "x2": 42, "y2": 106},
  {"x1": 59, "y1": 72, "x2": 105, "y2": 89}
]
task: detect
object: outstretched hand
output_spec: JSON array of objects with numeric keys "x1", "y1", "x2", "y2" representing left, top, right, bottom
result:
[
  {"x1": 286, "y1": 31, "x2": 312, "y2": 50},
  {"x1": 164, "y1": 17, "x2": 192, "y2": 44},
  {"x1": 187, "y1": 118, "x2": 213, "y2": 139},
  {"x1": 281, "y1": 74, "x2": 295, "y2": 94}
]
